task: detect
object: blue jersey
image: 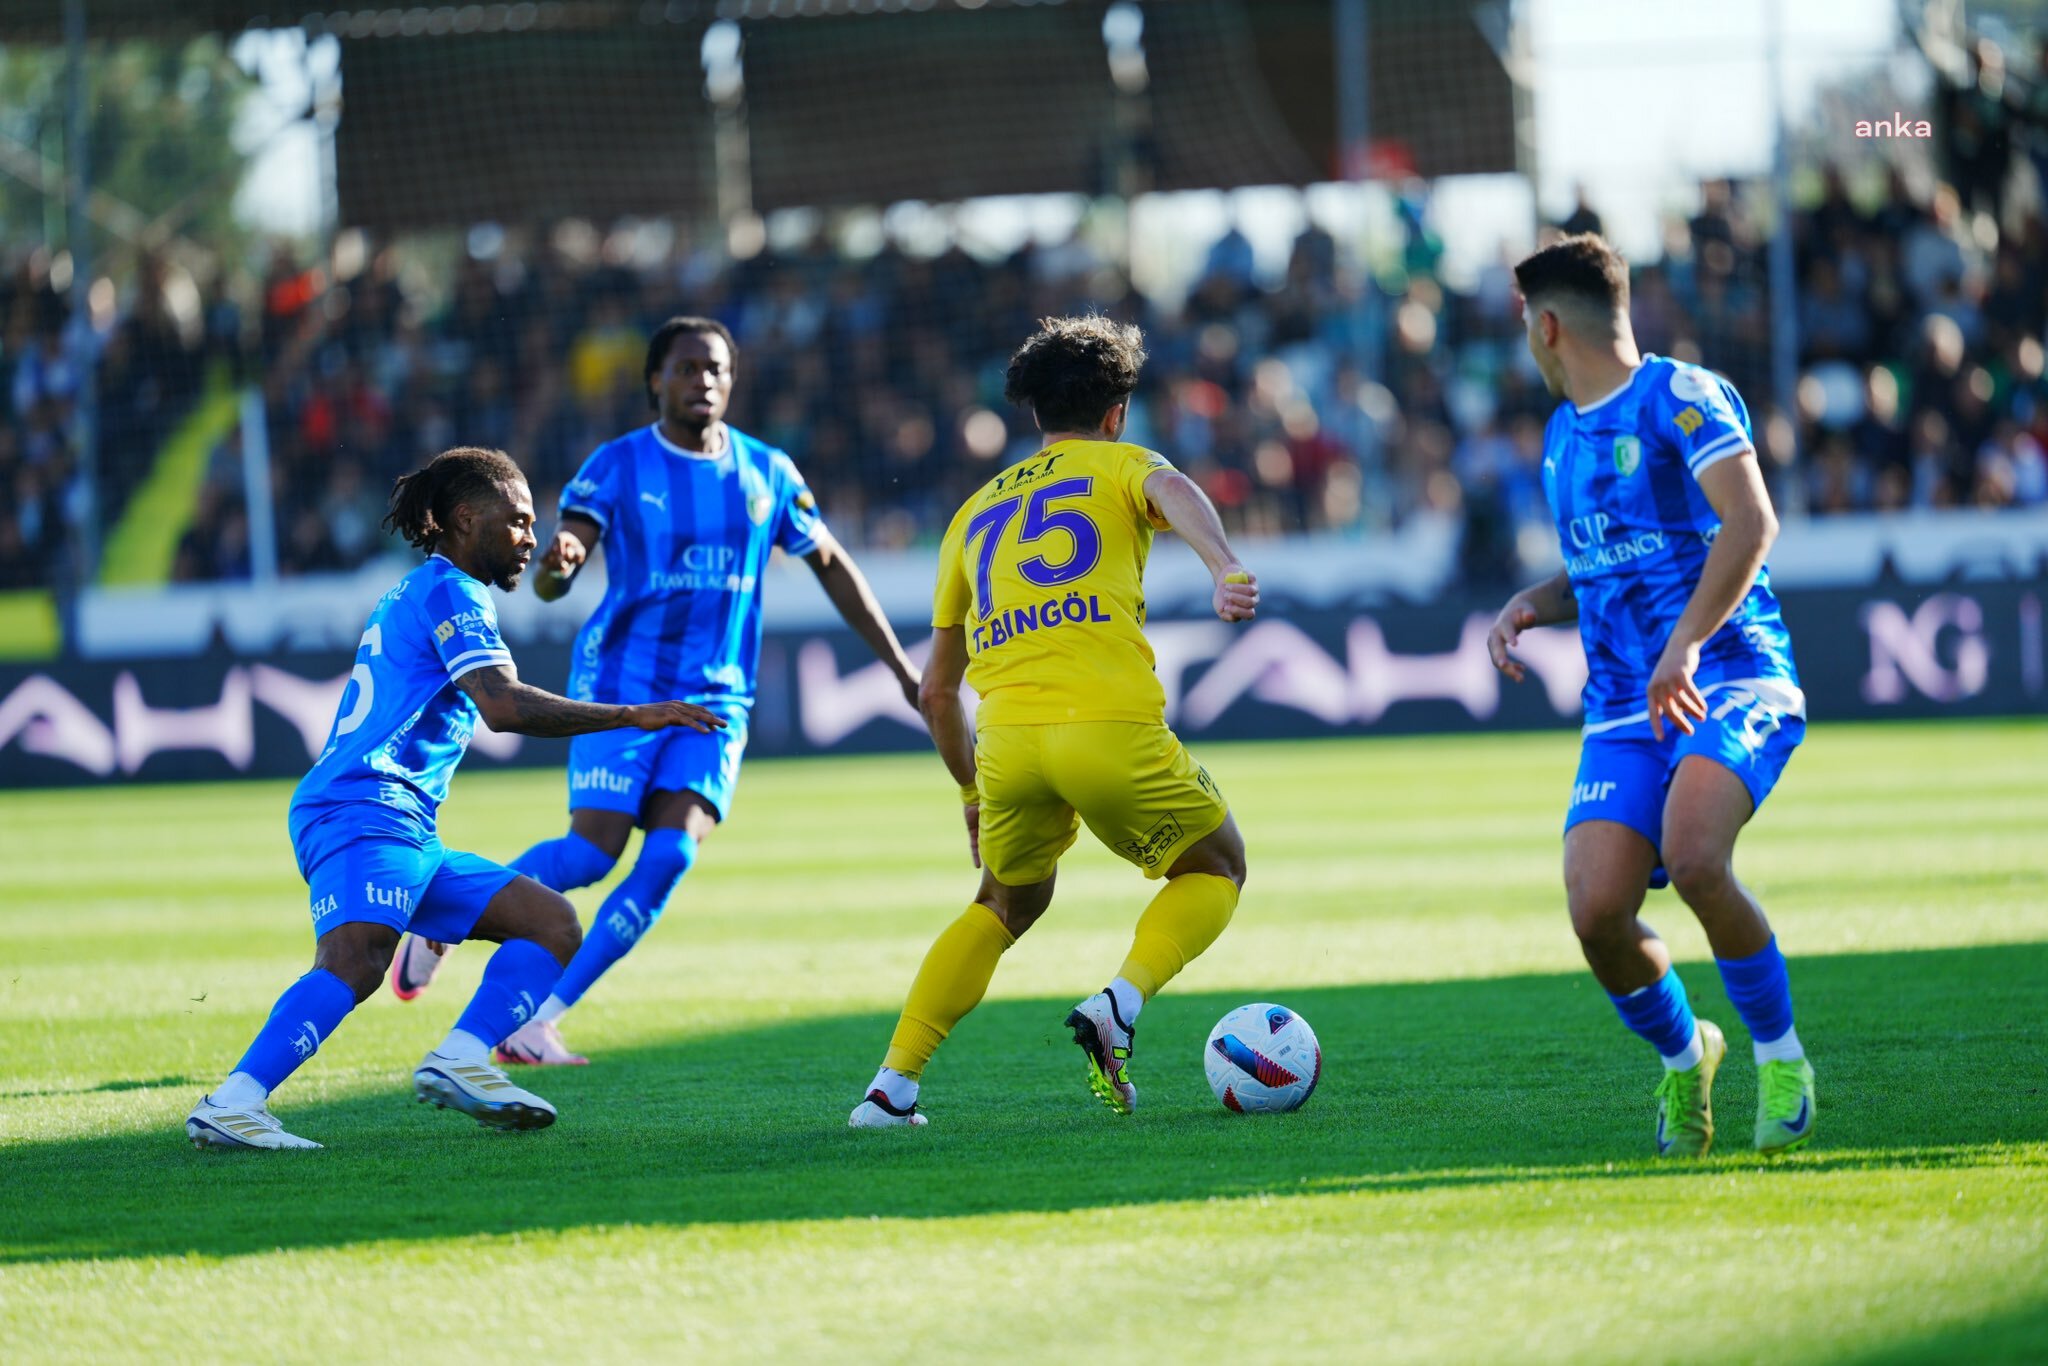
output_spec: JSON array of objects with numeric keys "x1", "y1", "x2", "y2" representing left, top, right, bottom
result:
[
  {"x1": 289, "y1": 555, "x2": 514, "y2": 839},
  {"x1": 560, "y1": 423, "x2": 824, "y2": 712},
  {"x1": 1540, "y1": 355, "x2": 1800, "y2": 730}
]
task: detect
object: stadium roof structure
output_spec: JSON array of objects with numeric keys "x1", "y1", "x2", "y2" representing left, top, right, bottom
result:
[{"x1": 6, "y1": 0, "x2": 1516, "y2": 229}]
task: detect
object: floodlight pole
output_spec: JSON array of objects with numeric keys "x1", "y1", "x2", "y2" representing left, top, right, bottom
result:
[
  {"x1": 64, "y1": 0, "x2": 101, "y2": 592},
  {"x1": 1766, "y1": 0, "x2": 1800, "y2": 474},
  {"x1": 1335, "y1": 0, "x2": 1384, "y2": 473}
]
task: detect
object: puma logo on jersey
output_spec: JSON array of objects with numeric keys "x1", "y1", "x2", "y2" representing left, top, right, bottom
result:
[{"x1": 641, "y1": 491, "x2": 669, "y2": 512}]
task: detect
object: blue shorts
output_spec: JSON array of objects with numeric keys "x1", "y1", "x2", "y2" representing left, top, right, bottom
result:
[
  {"x1": 293, "y1": 806, "x2": 520, "y2": 942},
  {"x1": 565, "y1": 709, "x2": 749, "y2": 822},
  {"x1": 1566, "y1": 682, "x2": 1805, "y2": 853}
]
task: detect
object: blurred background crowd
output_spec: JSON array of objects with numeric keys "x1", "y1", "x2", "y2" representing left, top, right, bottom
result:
[{"x1": 3, "y1": 27, "x2": 2046, "y2": 596}]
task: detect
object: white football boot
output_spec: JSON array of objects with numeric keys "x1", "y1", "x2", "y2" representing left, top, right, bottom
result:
[
  {"x1": 413, "y1": 1052, "x2": 557, "y2": 1130},
  {"x1": 1065, "y1": 991, "x2": 1138, "y2": 1114},
  {"x1": 848, "y1": 1090, "x2": 929, "y2": 1127},
  {"x1": 388, "y1": 934, "x2": 448, "y2": 1001},
  {"x1": 186, "y1": 1095, "x2": 323, "y2": 1150},
  {"x1": 494, "y1": 1018, "x2": 588, "y2": 1066}
]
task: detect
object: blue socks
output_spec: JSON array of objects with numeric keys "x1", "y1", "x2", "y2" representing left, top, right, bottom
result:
[
  {"x1": 1610, "y1": 969, "x2": 1700, "y2": 1067},
  {"x1": 510, "y1": 830, "x2": 616, "y2": 892},
  {"x1": 447, "y1": 938, "x2": 564, "y2": 1049},
  {"x1": 1717, "y1": 936, "x2": 1805, "y2": 1063},
  {"x1": 549, "y1": 828, "x2": 697, "y2": 1008},
  {"x1": 229, "y1": 968, "x2": 358, "y2": 1094}
]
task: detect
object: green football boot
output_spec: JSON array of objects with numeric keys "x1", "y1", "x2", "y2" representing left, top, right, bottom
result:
[
  {"x1": 1651, "y1": 1019, "x2": 1726, "y2": 1157},
  {"x1": 1754, "y1": 1057, "x2": 1816, "y2": 1154}
]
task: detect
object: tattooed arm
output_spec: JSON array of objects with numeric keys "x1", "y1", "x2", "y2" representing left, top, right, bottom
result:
[{"x1": 454, "y1": 665, "x2": 725, "y2": 737}]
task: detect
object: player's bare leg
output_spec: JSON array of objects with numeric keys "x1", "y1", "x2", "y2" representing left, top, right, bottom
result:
[
  {"x1": 396, "y1": 807, "x2": 637, "y2": 1006},
  {"x1": 1662, "y1": 756, "x2": 1814, "y2": 1152},
  {"x1": 851, "y1": 869, "x2": 1056, "y2": 1128},
  {"x1": 1661, "y1": 757, "x2": 1769, "y2": 958},
  {"x1": 1565, "y1": 820, "x2": 1666, "y2": 995},
  {"x1": 1565, "y1": 819, "x2": 1723, "y2": 1155},
  {"x1": 1069, "y1": 814, "x2": 1248, "y2": 1115}
]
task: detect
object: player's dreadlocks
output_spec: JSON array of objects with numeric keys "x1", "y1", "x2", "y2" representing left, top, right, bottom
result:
[
  {"x1": 644, "y1": 315, "x2": 738, "y2": 410},
  {"x1": 384, "y1": 446, "x2": 525, "y2": 553},
  {"x1": 1004, "y1": 314, "x2": 1148, "y2": 433}
]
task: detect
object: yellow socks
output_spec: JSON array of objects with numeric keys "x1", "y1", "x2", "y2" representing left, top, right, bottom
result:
[
  {"x1": 878, "y1": 876, "x2": 1236, "y2": 1081},
  {"x1": 882, "y1": 904, "x2": 1016, "y2": 1079},
  {"x1": 1117, "y1": 873, "x2": 1240, "y2": 999}
]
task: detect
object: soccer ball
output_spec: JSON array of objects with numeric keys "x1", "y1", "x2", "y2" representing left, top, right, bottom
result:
[{"x1": 1204, "y1": 1002, "x2": 1322, "y2": 1113}]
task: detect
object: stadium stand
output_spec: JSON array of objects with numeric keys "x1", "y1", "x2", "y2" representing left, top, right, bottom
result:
[{"x1": 3, "y1": 22, "x2": 2044, "y2": 600}]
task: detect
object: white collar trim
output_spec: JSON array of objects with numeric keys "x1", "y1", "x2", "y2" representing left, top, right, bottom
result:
[
  {"x1": 651, "y1": 422, "x2": 728, "y2": 461},
  {"x1": 1574, "y1": 368, "x2": 1639, "y2": 415}
]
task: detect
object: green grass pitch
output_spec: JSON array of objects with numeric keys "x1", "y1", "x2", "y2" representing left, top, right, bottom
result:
[{"x1": 2, "y1": 720, "x2": 2044, "y2": 1363}]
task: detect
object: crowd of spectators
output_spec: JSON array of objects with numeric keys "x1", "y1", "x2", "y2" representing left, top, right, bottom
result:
[
  {"x1": 4, "y1": 32, "x2": 2045, "y2": 595},
  {"x1": 199, "y1": 156, "x2": 2041, "y2": 591},
  {"x1": 0, "y1": 250, "x2": 216, "y2": 589}
]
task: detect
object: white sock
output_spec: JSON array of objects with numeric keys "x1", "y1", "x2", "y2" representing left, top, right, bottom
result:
[
  {"x1": 1754, "y1": 1025, "x2": 1805, "y2": 1065},
  {"x1": 868, "y1": 1066, "x2": 918, "y2": 1110},
  {"x1": 1660, "y1": 1024, "x2": 1704, "y2": 1072},
  {"x1": 435, "y1": 1029, "x2": 491, "y2": 1062},
  {"x1": 212, "y1": 1071, "x2": 267, "y2": 1108},
  {"x1": 535, "y1": 995, "x2": 569, "y2": 1025},
  {"x1": 1106, "y1": 976, "x2": 1145, "y2": 1028}
]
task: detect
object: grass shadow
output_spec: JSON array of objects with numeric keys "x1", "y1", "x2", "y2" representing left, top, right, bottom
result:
[
  {"x1": 1837, "y1": 1293, "x2": 2048, "y2": 1366},
  {"x1": 1, "y1": 943, "x2": 2043, "y2": 1264},
  {"x1": 0, "y1": 1075, "x2": 200, "y2": 1100}
]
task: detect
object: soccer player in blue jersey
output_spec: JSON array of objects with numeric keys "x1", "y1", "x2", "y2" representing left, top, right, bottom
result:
[
  {"x1": 1487, "y1": 235, "x2": 1816, "y2": 1157},
  {"x1": 389, "y1": 317, "x2": 919, "y2": 1064},
  {"x1": 185, "y1": 448, "x2": 724, "y2": 1150}
]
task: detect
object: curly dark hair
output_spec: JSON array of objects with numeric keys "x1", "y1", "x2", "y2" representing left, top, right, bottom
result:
[
  {"x1": 1003, "y1": 315, "x2": 1148, "y2": 433},
  {"x1": 1513, "y1": 233, "x2": 1631, "y2": 324},
  {"x1": 384, "y1": 446, "x2": 526, "y2": 552},
  {"x1": 644, "y1": 315, "x2": 738, "y2": 411}
]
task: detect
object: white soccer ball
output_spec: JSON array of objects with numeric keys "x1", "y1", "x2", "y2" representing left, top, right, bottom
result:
[{"x1": 1205, "y1": 1002, "x2": 1322, "y2": 1114}]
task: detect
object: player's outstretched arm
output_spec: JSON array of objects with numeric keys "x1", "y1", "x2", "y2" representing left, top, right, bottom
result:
[
  {"x1": 1646, "y1": 452, "x2": 1780, "y2": 738},
  {"x1": 804, "y1": 531, "x2": 922, "y2": 709},
  {"x1": 1142, "y1": 469, "x2": 1259, "y2": 622},
  {"x1": 1488, "y1": 571, "x2": 1578, "y2": 683},
  {"x1": 917, "y1": 626, "x2": 982, "y2": 868},
  {"x1": 533, "y1": 514, "x2": 601, "y2": 603},
  {"x1": 455, "y1": 664, "x2": 726, "y2": 738}
]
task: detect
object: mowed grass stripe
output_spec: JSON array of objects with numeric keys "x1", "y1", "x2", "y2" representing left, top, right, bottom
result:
[{"x1": 0, "y1": 719, "x2": 2043, "y2": 1364}]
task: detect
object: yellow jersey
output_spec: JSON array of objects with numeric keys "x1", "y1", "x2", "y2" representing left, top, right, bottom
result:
[{"x1": 933, "y1": 439, "x2": 1174, "y2": 726}]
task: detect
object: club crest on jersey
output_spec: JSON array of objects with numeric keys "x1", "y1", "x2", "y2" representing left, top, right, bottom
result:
[
  {"x1": 747, "y1": 492, "x2": 774, "y2": 525},
  {"x1": 1613, "y1": 436, "x2": 1642, "y2": 477}
]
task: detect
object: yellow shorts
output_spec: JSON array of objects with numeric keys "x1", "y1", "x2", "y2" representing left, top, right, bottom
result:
[{"x1": 974, "y1": 721, "x2": 1229, "y2": 886}]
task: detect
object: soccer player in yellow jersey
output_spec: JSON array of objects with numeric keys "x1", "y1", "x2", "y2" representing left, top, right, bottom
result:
[{"x1": 849, "y1": 316, "x2": 1260, "y2": 1126}]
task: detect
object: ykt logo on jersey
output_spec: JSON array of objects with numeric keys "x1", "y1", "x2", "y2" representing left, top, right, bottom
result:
[{"x1": 1612, "y1": 436, "x2": 1642, "y2": 477}]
